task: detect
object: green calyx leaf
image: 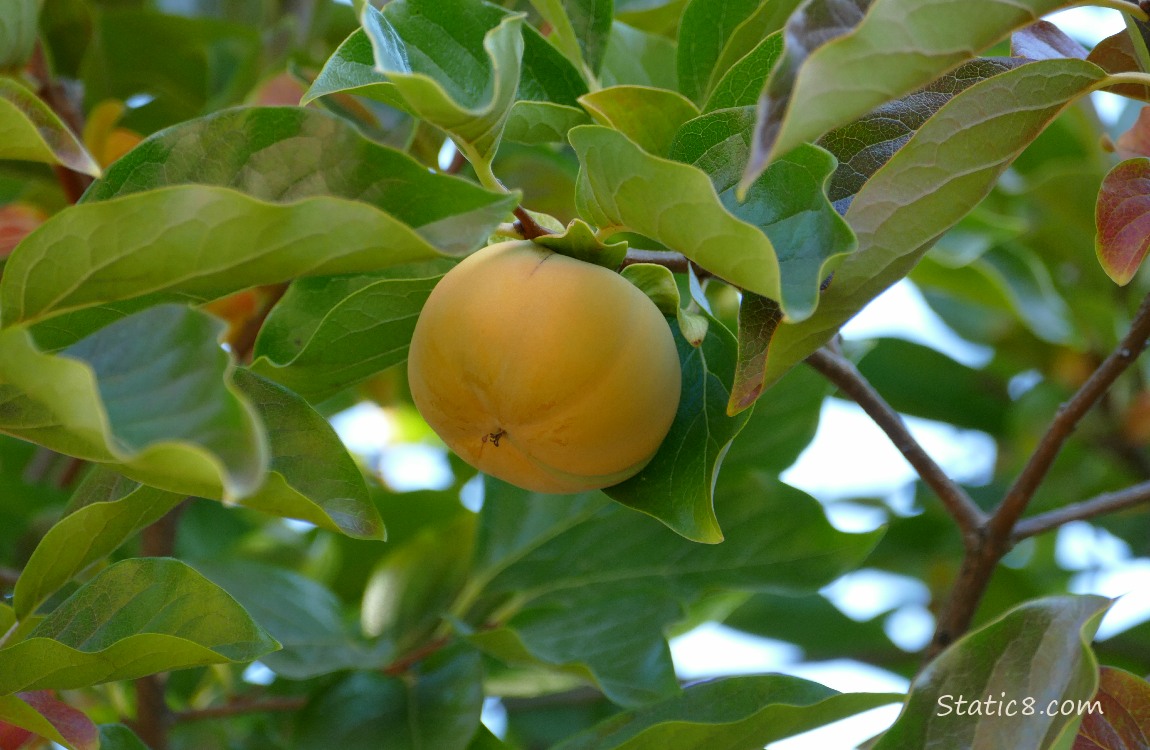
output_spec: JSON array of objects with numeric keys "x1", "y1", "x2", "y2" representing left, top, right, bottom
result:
[{"x1": 533, "y1": 218, "x2": 629, "y2": 268}]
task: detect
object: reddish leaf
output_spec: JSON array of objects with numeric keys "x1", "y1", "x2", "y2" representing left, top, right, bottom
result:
[
  {"x1": 1117, "y1": 108, "x2": 1150, "y2": 160},
  {"x1": 728, "y1": 292, "x2": 784, "y2": 415},
  {"x1": 1073, "y1": 667, "x2": 1150, "y2": 750},
  {"x1": 17, "y1": 693, "x2": 98, "y2": 750},
  {"x1": 0, "y1": 722, "x2": 32, "y2": 750},
  {"x1": 0, "y1": 204, "x2": 45, "y2": 258},
  {"x1": 1011, "y1": 20, "x2": 1087, "y2": 61},
  {"x1": 1087, "y1": 32, "x2": 1150, "y2": 101},
  {"x1": 1096, "y1": 158, "x2": 1150, "y2": 285}
]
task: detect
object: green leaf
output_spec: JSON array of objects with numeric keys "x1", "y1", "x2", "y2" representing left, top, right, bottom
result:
[
  {"x1": 0, "y1": 0, "x2": 42, "y2": 71},
  {"x1": 604, "y1": 310, "x2": 749, "y2": 543},
  {"x1": 505, "y1": 101, "x2": 592, "y2": 144},
  {"x1": 873, "y1": 595, "x2": 1110, "y2": 750},
  {"x1": 818, "y1": 57, "x2": 1023, "y2": 212},
  {"x1": 360, "y1": 1, "x2": 524, "y2": 171},
  {"x1": 856, "y1": 338, "x2": 1011, "y2": 435},
  {"x1": 670, "y1": 109, "x2": 856, "y2": 322},
  {"x1": 82, "y1": 9, "x2": 262, "y2": 134},
  {"x1": 295, "y1": 644, "x2": 484, "y2": 750},
  {"x1": 0, "y1": 305, "x2": 268, "y2": 501},
  {"x1": 702, "y1": 32, "x2": 783, "y2": 113},
  {"x1": 471, "y1": 474, "x2": 879, "y2": 706},
  {"x1": 192, "y1": 558, "x2": 387, "y2": 680},
  {"x1": 676, "y1": 0, "x2": 763, "y2": 105},
  {"x1": 250, "y1": 271, "x2": 446, "y2": 402},
  {"x1": 529, "y1": 0, "x2": 614, "y2": 77},
  {"x1": 97, "y1": 724, "x2": 150, "y2": 750},
  {"x1": 13, "y1": 469, "x2": 185, "y2": 619},
  {"x1": 579, "y1": 86, "x2": 699, "y2": 156},
  {"x1": 0, "y1": 185, "x2": 448, "y2": 328},
  {"x1": 1072, "y1": 667, "x2": 1150, "y2": 749},
  {"x1": 1096, "y1": 158, "x2": 1150, "y2": 286},
  {"x1": 729, "y1": 293, "x2": 784, "y2": 414},
  {"x1": 758, "y1": 59, "x2": 1107, "y2": 388},
  {"x1": 721, "y1": 360, "x2": 829, "y2": 476},
  {"x1": 0, "y1": 691, "x2": 98, "y2": 750},
  {"x1": 535, "y1": 217, "x2": 629, "y2": 268},
  {"x1": 232, "y1": 369, "x2": 384, "y2": 540},
  {"x1": 84, "y1": 106, "x2": 516, "y2": 256},
  {"x1": 600, "y1": 21, "x2": 678, "y2": 90},
  {"x1": 745, "y1": 0, "x2": 1089, "y2": 183},
  {"x1": 571, "y1": 124, "x2": 780, "y2": 301},
  {"x1": 0, "y1": 78, "x2": 101, "y2": 177},
  {"x1": 554, "y1": 675, "x2": 900, "y2": 749},
  {"x1": 0, "y1": 558, "x2": 278, "y2": 693}
]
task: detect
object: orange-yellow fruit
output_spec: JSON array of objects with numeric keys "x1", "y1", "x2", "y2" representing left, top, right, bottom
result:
[{"x1": 407, "y1": 240, "x2": 681, "y2": 494}]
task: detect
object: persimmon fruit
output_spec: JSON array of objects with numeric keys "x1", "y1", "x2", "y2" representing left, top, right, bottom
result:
[{"x1": 407, "y1": 240, "x2": 681, "y2": 494}]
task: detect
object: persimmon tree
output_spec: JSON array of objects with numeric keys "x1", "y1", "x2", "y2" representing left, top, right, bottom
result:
[{"x1": 4, "y1": 0, "x2": 1150, "y2": 748}]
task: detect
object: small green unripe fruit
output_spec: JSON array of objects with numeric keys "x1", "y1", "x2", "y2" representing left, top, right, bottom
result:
[{"x1": 407, "y1": 240, "x2": 681, "y2": 494}]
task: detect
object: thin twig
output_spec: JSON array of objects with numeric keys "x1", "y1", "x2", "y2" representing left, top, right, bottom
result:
[
  {"x1": 805, "y1": 347, "x2": 986, "y2": 540},
  {"x1": 929, "y1": 292, "x2": 1150, "y2": 656},
  {"x1": 990, "y1": 293, "x2": 1150, "y2": 541},
  {"x1": 512, "y1": 206, "x2": 554, "y2": 240},
  {"x1": 1013, "y1": 480, "x2": 1150, "y2": 540},
  {"x1": 174, "y1": 696, "x2": 308, "y2": 723}
]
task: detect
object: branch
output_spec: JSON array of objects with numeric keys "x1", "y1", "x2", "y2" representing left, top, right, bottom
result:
[
  {"x1": 174, "y1": 696, "x2": 308, "y2": 724},
  {"x1": 512, "y1": 206, "x2": 554, "y2": 240},
  {"x1": 991, "y1": 292, "x2": 1150, "y2": 540},
  {"x1": 1013, "y1": 479, "x2": 1150, "y2": 540},
  {"x1": 805, "y1": 347, "x2": 986, "y2": 540},
  {"x1": 930, "y1": 292, "x2": 1150, "y2": 656}
]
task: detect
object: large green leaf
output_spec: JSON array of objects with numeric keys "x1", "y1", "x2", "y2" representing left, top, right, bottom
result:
[
  {"x1": 470, "y1": 474, "x2": 879, "y2": 706},
  {"x1": 676, "y1": 0, "x2": 763, "y2": 105},
  {"x1": 192, "y1": 558, "x2": 387, "y2": 680},
  {"x1": 0, "y1": 185, "x2": 447, "y2": 329},
  {"x1": 250, "y1": 270, "x2": 447, "y2": 402},
  {"x1": 873, "y1": 595, "x2": 1110, "y2": 749},
  {"x1": 553, "y1": 675, "x2": 900, "y2": 749},
  {"x1": 579, "y1": 86, "x2": 698, "y2": 157},
  {"x1": 702, "y1": 32, "x2": 784, "y2": 113},
  {"x1": 0, "y1": 0, "x2": 42, "y2": 71},
  {"x1": 83, "y1": 106, "x2": 516, "y2": 256},
  {"x1": 231, "y1": 370, "x2": 383, "y2": 540},
  {"x1": 670, "y1": 108, "x2": 855, "y2": 324},
  {"x1": 603, "y1": 310, "x2": 749, "y2": 543},
  {"x1": 359, "y1": 1, "x2": 523, "y2": 173},
  {"x1": 530, "y1": 0, "x2": 614, "y2": 77},
  {"x1": 0, "y1": 305, "x2": 268, "y2": 501},
  {"x1": 745, "y1": 0, "x2": 1090, "y2": 183},
  {"x1": 295, "y1": 644, "x2": 483, "y2": 750},
  {"x1": 571, "y1": 125, "x2": 781, "y2": 301},
  {"x1": 600, "y1": 21, "x2": 678, "y2": 90},
  {"x1": 0, "y1": 558, "x2": 278, "y2": 693},
  {"x1": 0, "y1": 78, "x2": 101, "y2": 177},
  {"x1": 13, "y1": 469, "x2": 185, "y2": 619},
  {"x1": 758, "y1": 58, "x2": 1108, "y2": 387}
]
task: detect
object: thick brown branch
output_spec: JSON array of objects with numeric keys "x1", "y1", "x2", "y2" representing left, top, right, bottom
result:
[
  {"x1": 1013, "y1": 480, "x2": 1150, "y2": 540},
  {"x1": 805, "y1": 347, "x2": 986, "y2": 540}
]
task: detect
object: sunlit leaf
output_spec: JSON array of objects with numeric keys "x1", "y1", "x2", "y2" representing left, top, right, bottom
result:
[
  {"x1": 579, "y1": 86, "x2": 698, "y2": 156},
  {"x1": 554, "y1": 675, "x2": 900, "y2": 749},
  {"x1": 676, "y1": 0, "x2": 762, "y2": 105},
  {"x1": 758, "y1": 59, "x2": 1107, "y2": 387},
  {"x1": 703, "y1": 32, "x2": 783, "y2": 113},
  {"x1": 0, "y1": 558, "x2": 278, "y2": 693},
  {"x1": 744, "y1": 0, "x2": 1089, "y2": 185},
  {"x1": 0, "y1": 78, "x2": 101, "y2": 177},
  {"x1": 600, "y1": 21, "x2": 677, "y2": 90},
  {"x1": 1012, "y1": 19, "x2": 1087, "y2": 61},
  {"x1": 0, "y1": 185, "x2": 448, "y2": 328},
  {"x1": 873, "y1": 595, "x2": 1110, "y2": 749}
]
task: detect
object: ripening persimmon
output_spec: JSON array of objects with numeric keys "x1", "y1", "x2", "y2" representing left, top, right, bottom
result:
[{"x1": 407, "y1": 240, "x2": 681, "y2": 494}]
